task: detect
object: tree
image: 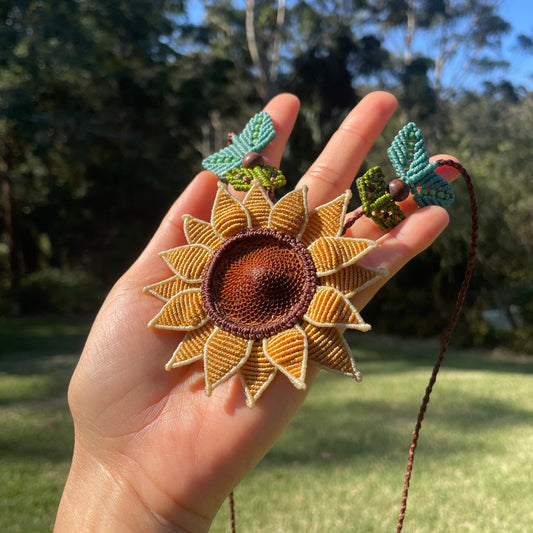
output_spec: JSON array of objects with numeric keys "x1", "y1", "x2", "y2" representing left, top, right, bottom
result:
[
  {"x1": 368, "y1": 0, "x2": 511, "y2": 125},
  {"x1": 0, "y1": 0, "x2": 529, "y2": 351},
  {"x1": 0, "y1": 0, "x2": 190, "y2": 304}
]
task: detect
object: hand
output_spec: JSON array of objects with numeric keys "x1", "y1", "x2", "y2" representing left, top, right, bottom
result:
[{"x1": 54, "y1": 92, "x2": 461, "y2": 532}]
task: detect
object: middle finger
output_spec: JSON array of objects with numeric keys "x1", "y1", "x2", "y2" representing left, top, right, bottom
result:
[{"x1": 297, "y1": 91, "x2": 398, "y2": 209}]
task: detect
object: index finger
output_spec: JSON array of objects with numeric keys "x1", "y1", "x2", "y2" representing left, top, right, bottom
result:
[{"x1": 297, "y1": 91, "x2": 398, "y2": 209}]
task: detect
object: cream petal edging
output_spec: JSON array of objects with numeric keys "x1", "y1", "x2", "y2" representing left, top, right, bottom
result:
[
  {"x1": 268, "y1": 187, "x2": 308, "y2": 239},
  {"x1": 243, "y1": 181, "x2": 274, "y2": 228},
  {"x1": 263, "y1": 324, "x2": 308, "y2": 390},
  {"x1": 145, "y1": 180, "x2": 386, "y2": 407},
  {"x1": 239, "y1": 343, "x2": 277, "y2": 408},
  {"x1": 143, "y1": 275, "x2": 199, "y2": 302},
  {"x1": 204, "y1": 328, "x2": 253, "y2": 395},
  {"x1": 300, "y1": 191, "x2": 351, "y2": 247},
  {"x1": 304, "y1": 286, "x2": 371, "y2": 331},
  {"x1": 303, "y1": 323, "x2": 362, "y2": 380},
  {"x1": 308, "y1": 237, "x2": 378, "y2": 276},
  {"x1": 182, "y1": 215, "x2": 224, "y2": 250},
  {"x1": 160, "y1": 244, "x2": 212, "y2": 282},
  {"x1": 148, "y1": 288, "x2": 209, "y2": 330},
  {"x1": 319, "y1": 263, "x2": 387, "y2": 298},
  {"x1": 211, "y1": 183, "x2": 251, "y2": 239},
  {"x1": 165, "y1": 322, "x2": 215, "y2": 370}
]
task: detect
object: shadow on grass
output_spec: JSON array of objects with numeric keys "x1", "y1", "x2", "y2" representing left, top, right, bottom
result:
[
  {"x1": 0, "y1": 317, "x2": 90, "y2": 373},
  {"x1": 347, "y1": 332, "x2": 533, "y2": 376},
  {"x1": 2, "y1": 319, "x2": 531, "y2": 468},
  {"x1": 262, "y1": 374, "x2": 533, "y2": 468},
  {"x1": 0, "y1": 407, "x2": 74, "y2": 463},
  {"x1": 0, "y1": 318, "x2": 86, "y2": 463}
]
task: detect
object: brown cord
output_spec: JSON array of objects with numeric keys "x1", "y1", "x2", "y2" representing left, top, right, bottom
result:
[
  {"x1": 342, "y1": 206, "x2": 365, "y2": 233},
  {"x1": 396, "y1": 159, "x2": 478, "y2": 532},
  {"x1": 229, "y1": 491, "x2": 236, "y2": 533},
  {"x1": 225, "y1": 161, "x2": 477, "y2": 533}
]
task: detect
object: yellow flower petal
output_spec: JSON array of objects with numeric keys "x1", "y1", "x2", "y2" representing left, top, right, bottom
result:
[
  {"x1": 148, "y1": 288, "x2": 208, "y2": 330},
  {"x1": 263, "y1": 324, "x2": 307, "y2": 389},
  {"x1": 300, "y1": 191, "x2": 351, "y2": 247},
  {"x1": 303, "y1": 322, "x2": 361, "y2": 379},
  {"x1": 239, "y1": 342, "x2": 277, "y2": 408},
  {"x1": 166, "y1": 322, "x2": 215, "y2": 370},
  {"x1": 320, "y1": 264, "x2": 386, "y2": 298},
  {"x1": 308, "y1": 236, "x2": 378, "y2": 276},
  {"x1": 211, "y1": 183, "x2": 251, "y2": 239},
  {"x1": 304, "y1": 286, "x2": 370, "y2": 330},
  {"x1": 244, "y1": 180, "x2": 273, "y2": 228},
  {"x1": 268, "y1": 187, "x2": 308, "y2": 238},
  {"x1": 143, "y1": 275, "x2": 200, "y2": 302},
  {"x1": 204, "y1": 328, "x2": 253, "y2": 395},
  {"x1": 183, "y1": 215, "x2": 223, "y2": 249},
  {"x1": 160, "y1": 244, "x2": 212, "y2": 282}
]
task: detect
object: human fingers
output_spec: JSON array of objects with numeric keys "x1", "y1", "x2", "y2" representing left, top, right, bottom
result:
[
  {"x1": 297, "y1": 91, "x2": 398, "y2": 209},
  {"x1": 224, "y1": 93, "x2": 300, "y2": 201},
  {"x1": 139, "y1": 171, "x2": 220, "y2": 266},
  {"x1": 352, "y1": 205, "x2": 450, "y2": 310},
  {"x1": 347, "y1": 154, "x2": 462, "y2": 242},
  {"x1": 260, "y1": 93, "x2": 300, "y2": 167},
  {"x1": 128, "y1": 94, "x2": 300, "y2": 282}
]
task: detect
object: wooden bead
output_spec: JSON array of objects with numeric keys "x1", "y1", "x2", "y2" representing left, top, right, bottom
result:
[
  {"x1": 242, "y1": 152, "x2": 265, "y2": 168},
  {"x1": 387, "y1": 179, "x2": 410, "y2": 202}
]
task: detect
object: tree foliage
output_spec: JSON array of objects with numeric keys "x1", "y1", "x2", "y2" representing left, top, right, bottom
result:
[{"x1": 0, "y1": 0, "x2": 530, "y2": 351}]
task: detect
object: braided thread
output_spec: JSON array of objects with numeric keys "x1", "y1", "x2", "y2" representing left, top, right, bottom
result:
[
  {"x1": 229, "y1": 491, "x2": 236, "y2": 533},
  {"x1": 396, "y1": 160, "x2": 478, "y2": 532}
]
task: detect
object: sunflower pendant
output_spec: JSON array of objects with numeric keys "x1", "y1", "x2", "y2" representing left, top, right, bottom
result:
[{"x1": 144, "y1": 179, "x2": 385, "y2": 407}]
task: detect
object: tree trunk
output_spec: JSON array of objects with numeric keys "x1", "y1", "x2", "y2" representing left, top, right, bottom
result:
[{"x1": 1, "y1": 158, "x2": 19, "y2": 293}]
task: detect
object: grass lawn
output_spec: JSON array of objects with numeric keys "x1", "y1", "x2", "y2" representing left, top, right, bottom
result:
[
  {"x1": 1, "y1": 320, "x2": 532, "y2": 532},
  {"x1": 0, "y1": 318, "x2": 90, "y2": 533}
]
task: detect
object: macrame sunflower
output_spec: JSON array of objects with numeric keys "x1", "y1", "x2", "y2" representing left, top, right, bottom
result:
[{"x1": 144, "y1": 180, "x2": 385, "y2": 407}]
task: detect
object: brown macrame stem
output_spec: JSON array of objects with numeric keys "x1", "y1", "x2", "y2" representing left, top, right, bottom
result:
[
  {"x1": 396, "y1": 159, "x2": 479, "y2": 533},
  {"x1": 342, "y1": 206, "x2": 365, "y2": 233},
  {"x1": 229, "y1": 491, "x2": 236, "y2": 533},
  {"x1": 266, "y1": 186, "x2": 277, "y2": 204}
]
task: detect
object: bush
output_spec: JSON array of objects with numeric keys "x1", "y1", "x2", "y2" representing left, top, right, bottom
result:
[{"x1": 18, "y1": 267, "x2": 104, "y2": 315}]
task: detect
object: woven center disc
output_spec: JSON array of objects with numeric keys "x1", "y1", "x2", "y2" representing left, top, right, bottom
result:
[{"x1": 201, "y1": 228, "x2": 317, "y2": 340}]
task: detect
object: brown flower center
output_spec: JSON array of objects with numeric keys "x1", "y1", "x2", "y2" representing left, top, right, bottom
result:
[{"x1": 201, "y1": 228, "x2": 317, "y2": 340}]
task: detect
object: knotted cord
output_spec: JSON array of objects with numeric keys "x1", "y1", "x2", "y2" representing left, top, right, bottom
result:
[{"x1": 396, "y1": 159, "x2": 478, "y2": 532}]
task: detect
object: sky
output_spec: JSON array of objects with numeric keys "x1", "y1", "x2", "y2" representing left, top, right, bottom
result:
[
  {"x1": 186, "y1": 1, "x2": 533, "y2": 90},
  {"x1": 497, "y1": 0, "x2": 533, "y2": 88}
]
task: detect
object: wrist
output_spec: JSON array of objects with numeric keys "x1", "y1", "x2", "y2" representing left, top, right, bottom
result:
[{"x1": 54, "y1": 444, "x2": 210, "y2": 533}]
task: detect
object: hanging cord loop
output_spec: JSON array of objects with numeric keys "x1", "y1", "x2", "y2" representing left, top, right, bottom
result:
[
  {"x1": 396, "y1": 159, "x2": 479, "y2": 532},
  {"x1": 226, "y1": 160, "x2": 477, "y2": 533}
]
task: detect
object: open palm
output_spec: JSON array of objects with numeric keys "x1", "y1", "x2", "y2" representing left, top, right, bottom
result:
[{"x1": 55, "y1": 92, "x2": 459, "y2": 532}]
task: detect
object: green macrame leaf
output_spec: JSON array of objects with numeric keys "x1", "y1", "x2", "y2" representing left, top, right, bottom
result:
[
  {"x1": 356, "y1": 167, "x2": 405, "y2": 230},
  {"x1": 226, "y1": 166, "x2": 286, "y2": 191},
  {"x1": 202, "y1": 112, "x2": 276, "y2": 179},
  {"x1": 387, "y1": 122, "x2": 454, "y2": 209}
]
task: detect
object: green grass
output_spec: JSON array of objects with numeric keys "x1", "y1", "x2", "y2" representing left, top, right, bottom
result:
[
  {"x1": 1, "y1": 322, "x2": 532, "y2": 532},
  {"x1": 211, "y1": 335, "x2": 533, "y2": 532},
  {"x1": 0, "y1": 318, "x2": 90, "y2": 533}
]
